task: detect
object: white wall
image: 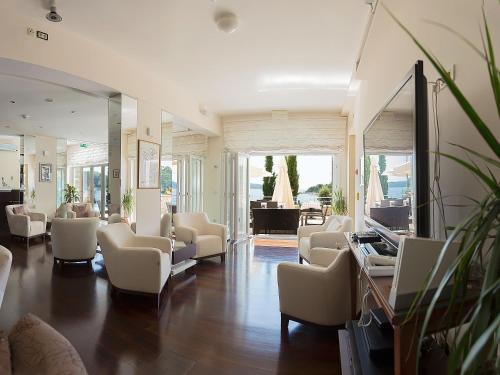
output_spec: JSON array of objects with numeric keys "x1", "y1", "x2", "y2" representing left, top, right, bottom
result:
[
  {"x1": 34, "y1": 136, "x2": 57, "y2": 215},
  {"x1": 0, "y1": 136, "x2": 20, "y2": 189},
  {"x1": 0, "y1": 3, "x2": 221, "y2": 137},
  {"x1": 352, "y1": 0, "x2": 500, "y2": 235}
]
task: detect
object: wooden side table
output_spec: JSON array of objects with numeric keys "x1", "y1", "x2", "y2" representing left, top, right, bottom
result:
[{"x1": 171, "y1": 241, "x2": 196, "y2": 276}]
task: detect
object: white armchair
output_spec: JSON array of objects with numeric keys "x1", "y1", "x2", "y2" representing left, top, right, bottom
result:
[
  {"x1": 160, "y1": 213, "x2": 172, "y2": 238},
  {"x1": 173, "y1": 213, "x2": 228, "y2": 261},
  {"x1": 297, "y1": 215, "x2": 352, "y2": 263},
  {"x1": 55, "y1": 203, "x2": 77, "y2": 219},
  {"x1": 5, "y1": 205, "x2": 47, "y2": 243},
  {"x1": 278, "y1": 248, "x2": 351, "y2": 328},
  {"x1": 96, "y1": 223, "x2": 172, "y2": 298},
  {"x1": 51, "y1": 218, "x2": 98, "y2": 264},
  {"x1": 0, "y1": 246, "x2": 12, "y2": 308}
]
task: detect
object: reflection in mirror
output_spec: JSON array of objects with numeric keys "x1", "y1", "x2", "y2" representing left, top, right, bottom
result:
[
  {"x1": 121, "y1": 95, "x2": 138, "y2": 223},
  {"x1": 161, "y1": 111, "x2": 173, "y2": 215},
  {"x1": 171, "y1": 118, "x2": 208, "y2": 213},
  {"x1": 364, "y1": 77, "x2": 414, "y2": 235},
  {"x1": 56, "y1": 139, "x2": 67, "y2": 208}
]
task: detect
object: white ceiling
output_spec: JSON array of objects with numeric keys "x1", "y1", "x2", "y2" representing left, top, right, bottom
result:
[
  {"x1": 0, "y1": 74, "x2": 109, "y2": 142},
  {"x1": 9, "y1": 0, "x2": 371, "y2": 115}
]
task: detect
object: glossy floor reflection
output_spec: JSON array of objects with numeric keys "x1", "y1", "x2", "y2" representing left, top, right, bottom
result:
[{"x1": 0, "y1": 234, "x2": 340, "y2": 375}]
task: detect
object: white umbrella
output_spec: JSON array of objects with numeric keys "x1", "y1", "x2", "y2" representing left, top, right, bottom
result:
[
  {"x1": 250, "y1": 165, "x2": 273, "y2": 179},
  {"x1": 272, "y1": 156, "x2": 295, "y2": 208},
  {"x1": 365, "y1": 161, "x2": 384, "y2": 214},
  {"x1": 383, "y1": 161, "x2": 412, "y2": 177}
]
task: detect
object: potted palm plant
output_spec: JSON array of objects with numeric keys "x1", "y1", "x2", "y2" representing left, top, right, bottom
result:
[
  {"x1": 332, "y1": 189, "x2": 348, "y2": 216},
  {"x1": 385, "y1": 4, "x2": 499, "y2": 374},
  {"x1": 63, "y1": 184, "x2": 80, "y2": 203},
  {"x1": 121, "y1": 188, "x2": 134, "y2": 223}
]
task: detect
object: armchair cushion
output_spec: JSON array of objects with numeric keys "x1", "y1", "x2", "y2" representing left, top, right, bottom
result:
[
  {"x1": 196, "y1": 235, "x2": 223, "y2": 258},
  {"x1": 12, "y1": 206, "x2": 25, "y2": 215}
]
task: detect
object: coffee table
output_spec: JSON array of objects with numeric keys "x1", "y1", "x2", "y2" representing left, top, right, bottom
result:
[{"x1": 171, "y1": 241, "x2": 197, "y2": 276}]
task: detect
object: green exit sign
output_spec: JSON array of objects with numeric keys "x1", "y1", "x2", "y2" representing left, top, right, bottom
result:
[{"x1": 80, "y1": 143, "x2": 88, "y2": 148}]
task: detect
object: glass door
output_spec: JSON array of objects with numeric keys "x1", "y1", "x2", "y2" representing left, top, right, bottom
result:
[
  {"x1": 93, "y1": 167, "x2": 103, "y2": 216},
  {"x1": 236, "y1": 153, "x2": 249, "y2": 240},
  {"x1": 56, "y1": 168, "x2": 66, "y2": 207},
  {"x1": 82, "y1": 167, "x2": 92, "y2": 203}
]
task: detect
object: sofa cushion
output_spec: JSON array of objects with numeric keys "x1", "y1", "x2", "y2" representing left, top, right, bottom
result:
[
  {"x1": 0, "y1": 330, "x2": 11, "y2": 375},
  {"x1": 9, "y1": 314, "x2": 87, "y2": 375},
  {"x1": 196, "y1": 235, "x2": 222, "y2": 258},
  {"x1": 73, "y1": 205, "x2": 88, "y2": 218},
  {"x1": 12, "y1": 206, "x2": 25, "y2": 215}
]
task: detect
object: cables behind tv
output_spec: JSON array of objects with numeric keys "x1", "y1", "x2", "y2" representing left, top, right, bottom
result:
[{"x1": 429, "y1": 79, "x2": 448, "y2": 239}]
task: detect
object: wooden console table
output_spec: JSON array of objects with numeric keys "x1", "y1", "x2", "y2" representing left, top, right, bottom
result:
[{"x1": 343, "y1": 233, "x2": 472, "y2": 375}]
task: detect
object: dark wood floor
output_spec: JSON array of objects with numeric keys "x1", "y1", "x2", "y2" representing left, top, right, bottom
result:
[{"x1": 0, "y1": 234, "x2": 340, "y2": 375}]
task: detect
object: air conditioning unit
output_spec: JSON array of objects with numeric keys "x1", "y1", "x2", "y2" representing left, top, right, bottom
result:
[{"x1": 0, "y1": 144, "x2": 18, "y2": 152}]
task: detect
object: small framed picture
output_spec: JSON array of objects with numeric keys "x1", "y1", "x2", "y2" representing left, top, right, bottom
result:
[
  {"x1": 39, "y1": 163, "x2": 52, "y2": 182},
  {"x1": 113, "y1": 169, "x2": 120, "y2": 178},
  {"x1": 138, "y1": 140, "x2": 160, "y2": 189}
]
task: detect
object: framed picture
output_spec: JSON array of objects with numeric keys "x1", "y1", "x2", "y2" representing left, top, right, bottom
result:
[
  {"x1": 39, "y1": 163, "x2": 52, "y2": 182},
  {"x1": 137, "y1": 140, "x2": 160, "y2": 189},
  {"x1": 113, "y1": 169, "x2": 120, "y2": 178}
]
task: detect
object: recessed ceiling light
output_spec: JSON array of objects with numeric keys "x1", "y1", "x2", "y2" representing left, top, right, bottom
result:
[
  {"x1": 39, "y1": 126, "x2": 43, "y2": 129},
  {"x1": 21, "y1": 114, "x2": 31, "y2": 119},
  {"x1": 45, "y1": 98, "x2": 54, "y2": 103},
  {"x1": 71, "y1": 110, "x2": 76, "y2": 114},
  {"x1": 9, "y1": 100, "x2": 15, "y2": 104}
]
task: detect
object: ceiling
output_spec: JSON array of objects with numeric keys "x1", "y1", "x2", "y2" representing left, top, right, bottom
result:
[
  {"x1": 0, "y1": 74, "x2": 109, "y2": 142},
  {"x1": 9, "y1": 0, "x2": 371, "y2": 115}
]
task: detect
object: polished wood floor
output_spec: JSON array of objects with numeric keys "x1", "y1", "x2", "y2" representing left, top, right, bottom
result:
[{"x1": 0, "y1": 234, "x2": 340, "y2": 375}]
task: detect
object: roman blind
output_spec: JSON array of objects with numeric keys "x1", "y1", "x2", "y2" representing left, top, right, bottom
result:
[{"x1": 223, "y1": 113, "x2": 347, "y2": 154}]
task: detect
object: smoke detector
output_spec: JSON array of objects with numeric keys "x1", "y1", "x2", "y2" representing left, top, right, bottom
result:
[
  {"x1": 46, "y1": 1, "x2": 62, "y2": 22},
  {"x1": 214, "y1": 11, "x2": 239, "y2": 34}
]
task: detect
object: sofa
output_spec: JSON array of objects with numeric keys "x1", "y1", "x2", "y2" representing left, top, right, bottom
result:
[
  {"x1": 5, "y1": 205, "x2": 47, "y2": 243},
  {"x1": 278, "y1": 248, "x2": 351, "y2": 327},
  {"x1": 297, "y1": 215, "x2": 352, "y2": 263},
  {"x1": 173, "y1": 213, "x2": 227, "y2": 261},
  {"x1": 56, "y1": 203, "x2": 99, "y2": 219},
  {"x1": 96, "y1": 223, "x2": 172, "y2": 299},
  {"x1": 51, "y1": 218, "x2": 98, "y2": 264},
  {"x1": 1, "y1": 314, "x2": 87, "y2": 374}
]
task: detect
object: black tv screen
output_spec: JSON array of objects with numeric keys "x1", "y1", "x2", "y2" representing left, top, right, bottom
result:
[{"x1": 363, "y1": 60, "x2": 429, "y2": 246}]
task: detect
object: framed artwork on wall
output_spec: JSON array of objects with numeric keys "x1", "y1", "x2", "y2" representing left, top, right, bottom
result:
[
  {"x1": 39, "y1": 163, "x2": 52, "y2": 182},
  {"x1": 138, "y1": 140, "x2": 160, "y2": 189}
]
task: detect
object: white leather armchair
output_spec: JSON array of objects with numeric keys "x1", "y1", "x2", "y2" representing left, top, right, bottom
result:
[
  {"x1": 278, "y1": 248, "x2": 351, "y2": 328},
  {"x1": 96, "y1": 223, "x2": 172, "y2": 298},
  {"x1": 297, "y1": 215, "x2": 352, "y2": 263},
  {"x1": 5, "y1": 205, "x2": 47, "y2": 243},
  {"x1": 51, "y1": 218, "x2": 98, "y2": 264},
  {"x1": 55, "y1": 204, "x2": 77, "y2": 219},
  {"x1": 173, "y1": 213, "x2": 228, "y2": 261},
  {"x1": 0, "y1": 246, "x2": 12, "y2": 308}
]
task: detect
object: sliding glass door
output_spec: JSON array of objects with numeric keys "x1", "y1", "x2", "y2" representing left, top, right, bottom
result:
[
  {"x1": 173, "y1": 155, "x2": 203, "y2": 213},
  {"x1": 76, "y1": 164, "x2": 108, "y2": 218}
]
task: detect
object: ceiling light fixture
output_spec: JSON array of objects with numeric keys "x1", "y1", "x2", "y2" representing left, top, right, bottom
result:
[
  {"x1": 9, "y1": 100, "x2": 15, "y2": 104},
  {"x1": 214, "y1": 11, "x2": 239, "y2": 33},
  {"x1": 21, "y1": 114, "x2": 31, "y2": 119},
  {"x1": 71, "y1": 110, "x2": 76, "y2": 114},
  {"x1": 46, "y1": 1, "x2": 62, "y2": 22},
  {"x1": 45, "y1": 98, "x2": 54, "y2": 103}
]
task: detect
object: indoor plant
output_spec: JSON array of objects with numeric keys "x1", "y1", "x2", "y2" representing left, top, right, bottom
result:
[
  {"x1": 121, "y1": 188, "x2": 134, "y2": 221},
  {"x1": 385, "y1": 4, "x2": 499, "y2": 374},
  {"x1": 63, "y1": 184, "x2": 80, "y2": 203}
]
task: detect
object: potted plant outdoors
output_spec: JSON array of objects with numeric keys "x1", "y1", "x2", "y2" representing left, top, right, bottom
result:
[
  {"x1": 318, "y1": 185, "x2": 332, "y2": 207},
  {"x1": 63, "y1": 184, "x2": 80, "y2": 204},
  {"x1": 121, "y1": 188, "x2": 134, "y2": 223},
  {"x1": 332, "y1": 189, "x2": 348, "y2": 216},
  {"x1": 386, "y1": 5, "x2": 499, "y2": 374}
]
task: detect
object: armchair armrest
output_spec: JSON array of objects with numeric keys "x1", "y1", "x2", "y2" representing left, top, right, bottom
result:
[
  {"x1": 310, "y1": 231, "x2": 347, "y2": 250},
  {"x1": 9, "y1": 214, "x2": 30, "y2": 236},
  {"x1": 175, "y1": 225, "x2": 198, "y2": 244},
  {"x1": 28, "y1": 211, "x2": 47, "y2": 225},
  {"x1": 133, "y1": 236, "x2": 172, "y2": 255},
  {"x1": 297, "y1": 224, "x2": 327, "y2": 241},
  {"x1": 205, "y1": 222, "x2": 229, "y2": 252},
  {"x1": 309, "y1": 248, "x2": 342, "y2": 267},
  {"x1": 277, "y1": 262, "x2": 328, "y2": 314}
]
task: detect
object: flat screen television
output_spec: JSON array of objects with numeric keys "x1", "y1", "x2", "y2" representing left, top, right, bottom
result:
[{"x1": 363, "y1": 60, "x2": 429, "y2": 247}]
